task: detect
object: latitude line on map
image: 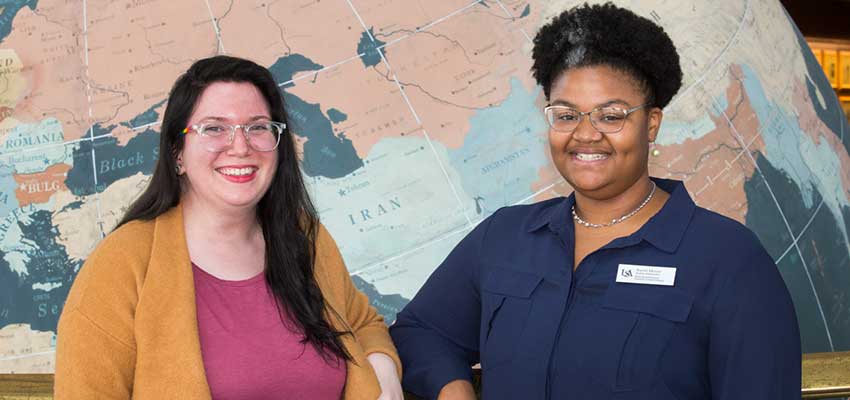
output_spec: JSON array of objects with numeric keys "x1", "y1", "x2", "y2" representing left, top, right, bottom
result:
[
  {"x1": 766, "y1": 87, "x2": 849, "y2": 265},
  {"x1": 691, "y1": 136, "x2": 756, "y2": 197},
  {"x1": 26, "y1": 0, "x2": 494, "y2": 168},
  {"x1": 350, "y1": 222, "x2": 477, "y2": 276},
  {"x1": 343, "y1": 0, "x2": 475, "y2": 226},
  {"x1": 0, "y1": 133, "x2": 114, "y2": 159},
  {"x1": 775, "y1": 200, "x2": 825, "y2": 264},
  {"x1": 90, "y1": 146, "x2": 104, "y2": 239},
  {"x1": 277, "y1": 53, "x2": 367, "y2": 88},
  {"x1": 203, "y1": 0, "x2": 226, "y2": 54},
  {"x1": 129, "y1": 121, "x2": 162, "y2": 131},
  {"x1": 421, "y1": 128, "x2": 475, "y2": 225},
  {"x1": 48, "y1": 0, "x2": 488, "y2": 158},
  {"x1": 13, "y1": 0, "x2": 491, "y2": 243},
  {"x1": 43, "y1": 0, "x2": 490, "y2": 170},
  {"x1": 344, "y1": 0, "x2": 374, "y2": 42},
  {"x1": 378, "y1": 49, "x2": 476, "y2": 225},
  {"x1": 719, "y1": 106, "x2": 835, "y2": 351},
  {"x1": 81, "y1": 0, "x2": 93, "y2": 140},
  {"x1": 81, "y1": 0, "x2": 104, "y2": 238},
  {"x1": 518, "y1": 27, "x2": 534, "y2": 45},
  {"x1": 278, "y1": 0, "x2": 486, "y2": 88},
  {"x1": 492, "y1": 0, "x2": 514, "y2": 19},
  {"x1": 491, "y1": 0, "x2": 536, "y2": 46},
  {"x1": 0, "y1": 350, "x2": 56, "y2": 362},
  {"x1": 515, "y1": 179, "x2": 563, "y2": 205},
  {"x1": 667, "y1": 0, "x2": 751, "y2": 111},
  {"x1": 380, "y1": 62, "x2": 421, "y2": 123},
  {"x1": 353, "y1": 179, "x2": 564, "y2": 276},
  {"x1": 377, "y1": 0, "x2": 484, "y2": 50},
  {"x1": 688, "y1": 86, "x2": 752, "y2": 198}
]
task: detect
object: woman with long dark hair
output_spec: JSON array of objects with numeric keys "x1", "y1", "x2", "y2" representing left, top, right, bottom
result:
[{"x1": 55, "y1": 55, "x2": 402, "y2": 399}]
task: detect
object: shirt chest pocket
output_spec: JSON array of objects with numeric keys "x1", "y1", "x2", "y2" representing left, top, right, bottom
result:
[
  {"x1": 480, "y1": 267, "x2": 543, "y2": 369},
  {"x1": 601, "y1": 284, "x2": 694, "y2": 392}
]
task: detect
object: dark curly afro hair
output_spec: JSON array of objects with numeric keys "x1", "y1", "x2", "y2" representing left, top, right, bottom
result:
[{"x1": 531, "y1": 2, "x2": 683, "y2": 108}]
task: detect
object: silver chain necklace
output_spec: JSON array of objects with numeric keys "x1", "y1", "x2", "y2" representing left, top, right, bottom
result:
[{"x1": 572, "y1": 182, "x2": 657, "y2": 228}]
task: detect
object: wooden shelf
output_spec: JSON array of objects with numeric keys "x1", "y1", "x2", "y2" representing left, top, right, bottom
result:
[{"x1": 3, "y1": 352, "x2": 849, "y2": 399}]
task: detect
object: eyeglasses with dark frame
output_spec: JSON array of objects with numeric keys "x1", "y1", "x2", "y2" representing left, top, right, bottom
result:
[
  {"x1": 543, "y1": 103, "x2": 649, "y2": 134},
  {"x1": 182, "y1": 121, "x2": 285, "y2": 152}
]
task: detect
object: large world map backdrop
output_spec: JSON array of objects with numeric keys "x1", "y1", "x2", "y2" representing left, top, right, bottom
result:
[{"x1": 1, "y1": 0, "x2": 849, "y2": 372}]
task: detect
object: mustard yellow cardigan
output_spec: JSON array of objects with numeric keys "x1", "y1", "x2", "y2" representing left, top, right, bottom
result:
[{"x1": 54, "y1": 205, "x2": 401, "y2": 399}]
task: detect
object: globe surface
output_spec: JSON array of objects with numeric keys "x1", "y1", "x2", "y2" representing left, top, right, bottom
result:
[{"x1": 0, "y1": 0, "x2": 848, "y2": 372}]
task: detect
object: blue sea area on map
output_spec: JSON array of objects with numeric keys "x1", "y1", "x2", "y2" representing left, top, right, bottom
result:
[
  {"x1": 269, "y1": 54, "x2": 324, "y2": 88},
  {"x1": 357, "y1": 28, "x2": 386, "y2": 68},
  {"x1": 744, "y1": 153, "x2": 850, "y2": 352},
  {"x1": 0, "y1": 164, "x2": 20, "y2": 217},
  {"x1": 739, "y1": 64, "x2": 817, "y2": 209},
  {"x1": 352, "y1": 275, "x2": 409, "y2": 324},
  {"x1": 0, "y1": 209, "x2": 79, "y2": 332},
  {"x1": 65, "y1": 126, "x2": 159, "y2": 196},
  {"x1": 121, "y1": 99, "x2": 166, "y2": 129},
  {"x1": 0, "y1": 0, "x2": 37, "y2": 43},
  {"x1": 327, "y1": 108, "x2": 348, "y2": 123},
  {"x1": 284, "y1": 92, "x2": 362, "y2": 178}
]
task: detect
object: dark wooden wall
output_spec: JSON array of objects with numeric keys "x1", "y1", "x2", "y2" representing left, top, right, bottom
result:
[{"x1": 781, "y1": 0, "x2": 850, "y2": 39}]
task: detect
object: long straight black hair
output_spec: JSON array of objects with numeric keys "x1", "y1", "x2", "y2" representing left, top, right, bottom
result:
[{"x1": 117, "y1": 55, "x2": 350, "y2": 362}]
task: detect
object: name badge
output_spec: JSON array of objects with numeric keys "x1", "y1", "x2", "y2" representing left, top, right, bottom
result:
[{"x1": 616, "y1": 264, "x2": 676, "y2": 286}]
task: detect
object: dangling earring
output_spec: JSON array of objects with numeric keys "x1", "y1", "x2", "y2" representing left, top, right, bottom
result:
[
  {"x1": 175, "y1": 163, "x2": 184, "y2": 175},
  {"x1": 650, "y1": 141, "x2": 660, "y2": 157}
]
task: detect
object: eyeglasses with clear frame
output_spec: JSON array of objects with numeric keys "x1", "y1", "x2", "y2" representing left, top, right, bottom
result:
[
  {"x1": 182, "y1": 121, "x2": 285, "y2": 152},
  {"x1": 543, "y1": 103, "x2": 649, "y2": 134}
]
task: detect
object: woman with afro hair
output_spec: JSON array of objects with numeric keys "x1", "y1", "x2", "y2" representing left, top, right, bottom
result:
[{"x1": 391, "y1": 2, "x2": 801, "y2": 399}]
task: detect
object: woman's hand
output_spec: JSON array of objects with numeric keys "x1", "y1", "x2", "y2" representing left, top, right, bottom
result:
[
  {"x1": 367, "y1": 352, "x2": 403, "y2": 400},
  {"x1": 437, "y1": 380, "x2": 476, "y2": 400}
]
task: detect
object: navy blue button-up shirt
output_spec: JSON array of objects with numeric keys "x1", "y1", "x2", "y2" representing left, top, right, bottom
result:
[{"x1": 390, "y1": 178, "x2": 801, "y2": 400}]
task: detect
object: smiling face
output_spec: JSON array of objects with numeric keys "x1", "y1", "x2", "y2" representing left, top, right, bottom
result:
[
  {"x1": 547, "y1": 65, "x2": 662, "y2": 200},
  {"x1": 178, "y1": 81, "x2": 278, "y2": 214}
]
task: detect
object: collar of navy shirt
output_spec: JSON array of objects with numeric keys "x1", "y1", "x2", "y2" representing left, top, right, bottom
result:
[{"x1": 523, "y1": 177, "x2": 697, "y2": 254}]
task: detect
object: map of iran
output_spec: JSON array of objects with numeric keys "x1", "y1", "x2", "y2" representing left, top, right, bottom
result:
[{"x1": 308, "y1": 131, "x2": 476, "y2": 273}]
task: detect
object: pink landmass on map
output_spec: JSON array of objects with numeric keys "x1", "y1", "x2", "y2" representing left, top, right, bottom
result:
[
  {"x1": 6, "y1": 0, "x2": 88, "y2": 140},
  {"x1": 650, "y1": 65, "x2": 766, "y2": 223}
]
